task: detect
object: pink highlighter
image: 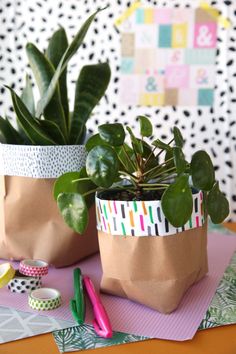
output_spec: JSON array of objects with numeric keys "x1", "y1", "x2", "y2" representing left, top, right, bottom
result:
[{"x1": 83, "y1": 276, "x2": 113, "y2": 339}]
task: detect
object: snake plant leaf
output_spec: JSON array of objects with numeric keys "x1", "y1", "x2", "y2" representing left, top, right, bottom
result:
[
  {"x1": 190, "y1": 150, "x2": 215, "y2": 191},
  {"x1": 46, "y1": 27, "x2": 69, "y2": 125},
  {"x1": 54, "y1": 167, "x2": 96, "y2": 208},
  {"x1": 70, "y1": 63, "x2": 111, "y2": 144},
  {"x1": 86, "y1": 145, "x2": 119, "y2": 188},
  {"x1": 6, "y1": 86, "x2": 56, "y2": 145},
  {"x1": 39, "y1": 120, "x2": 66, "y2": 144},
  {"x1": 138, "y1": 116, "x2": 153, "y2": 137},
  {"x1": 21, "y1": 74, "x2": 35, "y2": 116},
  {"x1": 173, "y1": 146, "x2": 186, "y2": 175},
  {"x1": 26, "y1": 43, "x2": 67, "y2": 139},
  {"x1": 126, "y1": 127, "x2": 143, "y2": 155},
  {"x1": 36, "y1": 8, "x2": 105, "y2": 118},
  {"x1": 207, "y1": 181, "x2": 229, "y2": 223},
  {"x1": 0, "y1": 116, "x2": 25, "y2": 144},
  {"x1": 161, "y1": 174, "x2": 193, "y2": 227},
  {"x1": 98, "y1": 123, "x2": 125, "y2": 146},
  {"x1": 152, "y1": 139, "x2": 172, "y2": 152},
  {"x1": 173, "y1": 126, "x2": 184, "y2": 148},
  {"x1": 57, "y1": 193, "x2": 88, "y2": 234}
]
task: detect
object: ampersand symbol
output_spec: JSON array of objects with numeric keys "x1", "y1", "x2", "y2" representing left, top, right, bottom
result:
[
  {"x1": 145, "y1": 77, "x2": 157, "y2": 92},
  {"x1": 172, "y1": 50, "x2": 181, "y2": 63},
  {"x1": 197, "y1": 26, "x2": 213, "y2": 47}
]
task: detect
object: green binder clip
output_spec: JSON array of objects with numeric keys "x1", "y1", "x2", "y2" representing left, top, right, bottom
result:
[{"x1": 70, "y1": 268, "x2": 85, "y2": 324}]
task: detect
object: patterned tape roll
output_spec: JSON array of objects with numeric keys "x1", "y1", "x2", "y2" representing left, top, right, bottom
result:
[
  {"x1": 29, "y1": 288, "x2": 62, "y2": 311},
  {"x1": 0, "y1": 263, "x2": 15, "y2": 288},
  {"x1": 8, "y1": 270, "x2": 42, "y2": 294},
  {"x1": 19, "y1": 259, "x2": 49, "y2": 277}
]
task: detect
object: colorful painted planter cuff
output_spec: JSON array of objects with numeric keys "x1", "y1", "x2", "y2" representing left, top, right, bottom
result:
[{"x1": 96, "y1": 191, "x2": 204, "y2": 237}]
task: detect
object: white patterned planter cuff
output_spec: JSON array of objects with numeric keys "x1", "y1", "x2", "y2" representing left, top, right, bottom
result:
[
  {"x1": 96, "y1": 191, "x2": 204, "y2": 237},
  {"x1": 0, "y1": 144, "x2": 86, "y2": 178}
]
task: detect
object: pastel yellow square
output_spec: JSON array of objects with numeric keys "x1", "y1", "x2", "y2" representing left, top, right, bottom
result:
[
  {"x1": 144, "y1": 8, "x2": 154, "y2": 24},
  {"x1": 172, "y1": 23, "x2": 188, "y2": 48},
  {"x1": 139, "y1": 93, "x2": 164, "y2": 106}
]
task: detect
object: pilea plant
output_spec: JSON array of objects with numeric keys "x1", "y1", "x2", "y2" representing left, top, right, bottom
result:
[
  {"x1": 54, "y1": 116, "x2": 229, "y2": 234},
  {"x1": 0, "y1": 8, "x2": 110, "y2": 145}
]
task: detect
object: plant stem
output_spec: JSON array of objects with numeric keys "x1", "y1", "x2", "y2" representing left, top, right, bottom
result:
[
  {"x1": 82, "y1": 188, "x2": 99, "y2": 197},
  {"x1": 142, "y1": 187, "x2": 167, "y2": 191},
  {"x1": 138, "y1": 183, "x2": 169, "y2": 187},
  {"x1": 118, "y1": 170, "x2": 138, "y2": 182},
  {"x1": 122, "y1": 145, "x2": 136, "y2": 171},
  {"x1": 150, "y1": 166, "x2": 176, "y2": 179},
  {"x1": 72, "y1": 177, "x2": 91, "y2": 183},
  {"x1": 144, "y1": 146, "x2": 157, "y2": 167},
  {"x1": 155, "y1": 138, "x2": 174, "y2": 158},
  {"x1": 142, "y1": 157, "x2": 174, "y2": 177}
]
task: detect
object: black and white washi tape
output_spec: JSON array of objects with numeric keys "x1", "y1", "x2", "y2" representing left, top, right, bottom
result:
[{"x1": 8, "y1": 271, "x2": 42, "y2": 294}]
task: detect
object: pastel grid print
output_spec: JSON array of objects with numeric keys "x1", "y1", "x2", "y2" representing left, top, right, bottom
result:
[
  {"x1": 120, "y1": 6, "x2": 218, "y2": 106},
  {"x1": 29, "y1": 288, "x2": 62, "y2": 311},
  {"x1": 96, "y1": 191, "x2": 204, "y2": 237},
  {"x1": 19, "y1": 259, "x2": 49, "y2": 277}
]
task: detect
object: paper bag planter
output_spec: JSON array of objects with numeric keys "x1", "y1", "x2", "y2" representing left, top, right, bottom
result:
[
  {"x1": 96, "y1": 191, "x2": 207, "y2": 313},
  {"x1": 0, "y1": 144, "x2": 98, "y2": 267},
  {"x1": 55, "y1": 117, "x2": 229, "y2": 311}
]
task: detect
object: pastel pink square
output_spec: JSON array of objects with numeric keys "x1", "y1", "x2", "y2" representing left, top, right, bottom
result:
[
  {"x1": 179, "y1": 89, "x2": 198, "y2": 106},
  {"x1": 194, "y1": 23, "x2": 217, "y2": 48},
  {"x1": 165, "y1": 65, "x2": 190, "y2": 89},
  {"x1": 154, "y1": 9, "x2": 172, "y2": 24}
]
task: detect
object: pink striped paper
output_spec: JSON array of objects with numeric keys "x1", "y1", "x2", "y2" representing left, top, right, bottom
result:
[{"x1": 0, "y1": 232, "x2": 236, "y2": 341}]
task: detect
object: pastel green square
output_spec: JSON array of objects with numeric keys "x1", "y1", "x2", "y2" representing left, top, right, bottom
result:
[
  {"x1": 198, "y1": 89, "x2": 214, "y2": 106},
  {"x1": 159, "y1": 25, "x2": 172, "y2": 48},
  {"x1": 120, "y1": 58, "x2": 134, "y2": 74},
  {"x1": 185, "y1": 49, "x2": 216, "y2": 65}
]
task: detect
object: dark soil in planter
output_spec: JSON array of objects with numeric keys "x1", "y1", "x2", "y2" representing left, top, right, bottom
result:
[{"x1": 97, "y1": 189, "x2": 164, "y2": 201}]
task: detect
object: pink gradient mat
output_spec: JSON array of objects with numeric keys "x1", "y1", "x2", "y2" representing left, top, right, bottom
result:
[{"x1": 0, "y1": 232, "x2": 236, "y2": 341}]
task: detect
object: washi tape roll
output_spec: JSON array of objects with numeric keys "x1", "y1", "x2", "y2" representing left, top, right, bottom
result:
[
  {"x1": 0, "y1": 263, "x2": 15, "y2": 288},
  {"x1": 8, "y1": 271, "x2": 42, "y2": 294},
  {"x1": 19, "y1": 259, "x2": 49, "y2": 277},
  {"x1": 29, "y1": 288, "x2": 62, "y2": 311}
]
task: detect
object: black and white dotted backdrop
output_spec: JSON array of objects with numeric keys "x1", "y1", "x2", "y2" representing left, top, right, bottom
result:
[{"x1": 0, "y1": 0, "x2": 236, "y2": 221}]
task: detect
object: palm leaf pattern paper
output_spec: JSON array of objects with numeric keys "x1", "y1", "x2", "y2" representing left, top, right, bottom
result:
[{"x1": 53, "y1": 324, "x2": 148, "y2": 352}]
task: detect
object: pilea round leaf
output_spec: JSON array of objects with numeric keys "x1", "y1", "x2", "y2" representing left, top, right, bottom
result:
[
  {"x1": 86, "y1": 145, "x2": 119, "y2": 188},
  {"x1": 173, "y1": 126, "x2": 184, "y2": 148},
  {"x1": 161, "y1": 174, "x2": 193, "y2": 227},
  {"x1": 207, "y1": 182, "x2": 229, "y2": 224},
  {"x1": 173, "y1": 147, "x2": 186, "y2": 175},
  {"x1": 190, "y1": 150, "x2": 215, "y2": 191},
  {"x1": 138, "y1": 115, "x2": 153, "y2": 137},
  {"x1": 57, "y1": 193, "x2": 88, "y2": 234},
  {"x1": 98, "y1": 123, "x2": 125, "y2": 146},
  {"x1": 53, "y1": 171, "x2": 81, "y2": 200},
  {"x1": 85, "y1": 133, "x2": 109, "y2": 152}
]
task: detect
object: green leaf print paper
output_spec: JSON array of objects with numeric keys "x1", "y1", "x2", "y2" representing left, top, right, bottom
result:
[{"x1": 53, "y1": 324, "x2": 148, "y2": 352}]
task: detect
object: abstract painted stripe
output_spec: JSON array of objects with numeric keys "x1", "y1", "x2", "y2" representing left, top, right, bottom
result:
[
  {"x1": 157, "y1": 207, "x2": 162, "y2": 222},
  {"x1": 103, "y1": 204, "x2": 108, "y2": 220},
  {"x1": 154, "y1": 223, "x2": 159, "y2": 236},
  {"x1": 196, "y1": 216, "x2": 199, "y2": 228},
  {"x1": 133, "y1": 201, "x2": 138, "y2": 212},
  {"x1": 121, "y1": 204, "x2": 125, "y2": 218},
  {"x1": 140, "y1": 215, "x2": 145, "y2": 232},
  {"x1": 165, "y1": 218, "x2": 169, "y2": 233},
  {"x1": 113, "y1": 217, "x2": 117, "y2": 231},
  {"x1": 121, "y1": 222, "x2": 126, "y2": 236},
  {"x1": 108, "y1": 200, "x2": 112, "y2": 213},
  {"x1": 129, "y1": 210, "x2": 135, "y2": 227},
  {"x1": 102, "y1": 216, "x2": 107, "y2": 231},
  {"x1": 113, "y1": 201, "x2": 117, "y2": 214},
  {"x1": 189, "y1": 217, "x2": 192, "y2": 228},
  {"x1": 148, "y1": 206, "x2": 154, "y2": 224},
  {"x1": 194, "y1": 197, "x2": 198, "y2": 212},
  {"x1": 96, "y1": 207, "x2": 101, "y2": 223},
  {"x1": 142, "y1": 201, "x2": 147, "y2": 215}
]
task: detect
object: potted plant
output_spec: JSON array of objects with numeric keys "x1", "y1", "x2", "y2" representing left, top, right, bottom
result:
[
  {"x1": 0, "y1": 8, "x2": 111, "y2": 267},
  {"x1": 55, "y1": 116, "x2": 229, "y2": 312}
]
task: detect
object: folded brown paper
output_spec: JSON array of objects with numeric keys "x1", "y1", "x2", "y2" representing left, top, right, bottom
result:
[
  {"x1": 0, "y1": 176, "x2": 98, "y2": 267},
  {"x1": 98, "y1": 224, "x2": 208, "y2": 313}
]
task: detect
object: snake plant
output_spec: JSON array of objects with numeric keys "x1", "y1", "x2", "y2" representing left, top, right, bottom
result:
[{"x1": 0, "y1": 8, "x2": 111, "y2": 145}]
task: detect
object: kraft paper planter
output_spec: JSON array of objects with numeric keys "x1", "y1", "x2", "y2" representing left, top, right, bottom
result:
[
  {"x1": 96, "y1": 190, "x2": 208, "y2": 313},
  {"x1": 0, "y1": 144, "x2": 98, "y2": 267}
]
